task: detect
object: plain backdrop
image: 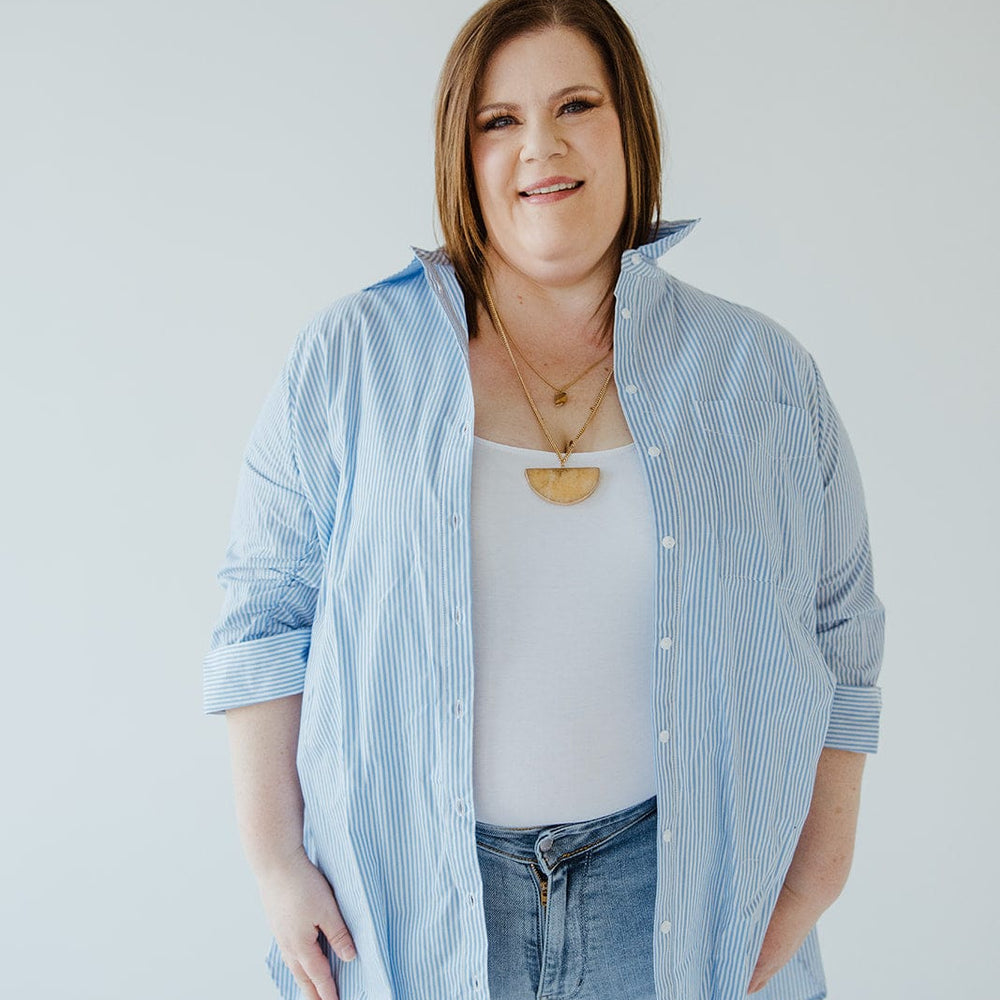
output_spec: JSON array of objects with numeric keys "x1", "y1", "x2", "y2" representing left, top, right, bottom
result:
[{"x1": 2, "y1": 1, "x2": 997, "y2": 997}]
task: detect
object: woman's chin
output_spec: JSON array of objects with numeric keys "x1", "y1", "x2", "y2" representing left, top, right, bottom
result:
[{"x1": 492, "y1": 238, "x2": 619, "y2": 289}]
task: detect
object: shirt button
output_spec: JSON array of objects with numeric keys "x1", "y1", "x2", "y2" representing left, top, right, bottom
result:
[
  {"x1": 659, "y1": 636, "x2": 672, "y2": 650},
  {"x1": 455, "y1": 798, "x2": 467, "y2": 815},
  {"x1": 660, "y1": 920, "x2": 672, "y2": 934},
  {"x1": 625, "y1": 384, "x2": 639, "y2": 394},
  {"x1": 454, "y1": 607, "x2": 462, "y2": 624},
  {"x1": 659, "y1": 729, "x2": 670, "y2": 743},
  {"x1": 454, "y1": 699, "x2": 465, "y2": 717},
  {"x1": 661, "y1": 535, "x2": 675, "y2": 548},
  {"x1": 620, "y1": 307, "x2": 632, "y2": 319},
  {"x1": 662, "y1": 828, "x2": 673, "y2": 843},
  {"x1": 452, "y1": 513, "x2": 461, "y2": 529},
  {"x1": 647, "y1": 445, "x2": 661, "y2": 458}
]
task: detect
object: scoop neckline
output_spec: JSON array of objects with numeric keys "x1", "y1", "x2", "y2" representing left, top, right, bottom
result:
[{"x1": 473, "y1": 434, "x2": 637, "y2": 457}]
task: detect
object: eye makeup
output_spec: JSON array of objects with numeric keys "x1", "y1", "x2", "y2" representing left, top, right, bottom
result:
[{"x1": 475, "y1": 90, "x2": 605, "y2": 132}]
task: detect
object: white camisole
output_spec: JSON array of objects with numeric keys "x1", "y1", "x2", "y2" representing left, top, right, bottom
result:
[{"x1": 470, "y1": 435, "x2": 658, "y2": 827}]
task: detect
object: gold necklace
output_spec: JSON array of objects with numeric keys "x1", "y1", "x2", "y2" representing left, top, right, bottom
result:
[
  {"x1": 500, "y1": 326, "x2": 613, "y2": 407},
  {"x1": 482, "y1": 282, "x2": 615, "y2": 505}
]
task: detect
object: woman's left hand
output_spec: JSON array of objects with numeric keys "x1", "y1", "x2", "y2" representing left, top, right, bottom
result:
[
  {"x1": 748, "y1": 747, "x2": 866, "y2": 993},
  {"x1": 746, "y1": 880, "x2": 824, "y2": 993}
]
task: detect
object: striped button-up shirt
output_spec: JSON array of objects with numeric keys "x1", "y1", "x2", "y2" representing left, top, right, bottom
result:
[{"x1": 203, "y1": 218, "x2": 885, "y2": 1000}]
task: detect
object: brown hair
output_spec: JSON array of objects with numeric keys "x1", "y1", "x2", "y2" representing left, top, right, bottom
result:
[{"x1": 434, "y1": 0, "x2": 663, "y2": 336}]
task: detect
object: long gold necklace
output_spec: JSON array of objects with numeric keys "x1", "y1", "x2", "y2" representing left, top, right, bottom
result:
[{"x1": 482, "y1": 282, "x2": 614, "y2": 505}]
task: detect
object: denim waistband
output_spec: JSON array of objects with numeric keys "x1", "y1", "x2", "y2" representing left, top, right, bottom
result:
[{"x1": 474, "y1": 794, "x2": 657, "y2": 866}]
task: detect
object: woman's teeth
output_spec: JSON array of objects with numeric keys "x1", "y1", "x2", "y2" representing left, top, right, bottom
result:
[{"x1": 522, "y1": 181, "x2": 581, "y2": 196}]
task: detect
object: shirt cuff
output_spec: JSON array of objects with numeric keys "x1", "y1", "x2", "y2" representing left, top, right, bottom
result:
[
  {"x1": 202, "y1": 629, "x2": 311, "y2": 715},
  {"x1": 823, "y1": 683, "x2": 882, "y2": 753}
]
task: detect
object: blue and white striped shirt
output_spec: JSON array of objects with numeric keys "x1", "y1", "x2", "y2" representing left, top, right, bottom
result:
[{"x1": 203, "y1": 218, "x2": 885, "y2": 1000}]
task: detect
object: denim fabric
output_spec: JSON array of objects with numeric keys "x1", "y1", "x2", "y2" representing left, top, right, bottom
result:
[{"x1": 475, "y1": 795, "x2": 658, "y2": 1000}]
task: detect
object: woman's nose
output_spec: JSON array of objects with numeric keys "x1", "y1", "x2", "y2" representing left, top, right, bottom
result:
[{"x1": 519, "y1": 117, "x2": 566, "y2": 163}]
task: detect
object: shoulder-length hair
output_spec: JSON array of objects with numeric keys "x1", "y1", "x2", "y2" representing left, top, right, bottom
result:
[{"x1": 434, "y1": 0, "x2": 663, "y2": 336}]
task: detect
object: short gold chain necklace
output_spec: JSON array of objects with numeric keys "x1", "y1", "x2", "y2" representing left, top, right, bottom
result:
[
  {"x1": 500, "y1": 326, "x2": 613, "y2": 406},
  {"x1": 482, "y1": 282, "x2": 614, "y2": 505}
]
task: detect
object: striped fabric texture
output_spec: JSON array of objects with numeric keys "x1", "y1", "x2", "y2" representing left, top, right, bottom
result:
[{"x1": 203, "y1": 219, "x2": 885, "y2": 1000}]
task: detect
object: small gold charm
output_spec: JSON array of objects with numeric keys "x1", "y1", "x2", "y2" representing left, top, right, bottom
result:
[{"x1": 553, "y1": 390, "x2": 568, "y2": 406}]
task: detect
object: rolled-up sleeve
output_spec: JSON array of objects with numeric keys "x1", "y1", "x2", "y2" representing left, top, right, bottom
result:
[
  {"x1": 810, "y1": 355, "x2": 886, "y2": 753},
  {"x1": 202, "y1": 347, "x2": 323, "y2": 715}
]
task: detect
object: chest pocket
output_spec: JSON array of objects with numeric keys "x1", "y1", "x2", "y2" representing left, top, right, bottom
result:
[{"x1": 693, "y1": 397, "x2": 821, "y2": 591}]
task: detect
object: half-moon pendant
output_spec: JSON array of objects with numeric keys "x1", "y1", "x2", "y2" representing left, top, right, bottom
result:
[{"x1": 524, "y1": 466, "x2": 600, "y2": 505}]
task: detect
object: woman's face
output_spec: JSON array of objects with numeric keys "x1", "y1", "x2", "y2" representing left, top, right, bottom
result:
[{"x1": 469, "y1": 26, "x2": 628, "y2": 288}]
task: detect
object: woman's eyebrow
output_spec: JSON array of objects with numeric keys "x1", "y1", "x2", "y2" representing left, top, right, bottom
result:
[{"x1": 474, "y1": 84, "x2": 604, "y2": 116}]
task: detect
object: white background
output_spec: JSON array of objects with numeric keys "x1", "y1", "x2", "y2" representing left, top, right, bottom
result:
[{"x1": 2, "y1": 1, "x2": 997, "y2": 997}]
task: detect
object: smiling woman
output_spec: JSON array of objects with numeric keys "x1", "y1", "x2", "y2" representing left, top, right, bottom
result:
[
  {"x1": 469, "y1": 28, "x2": 627, "y2": 291},
  {"x1": 203, "y1": 2, "x2": 886, "y2": 999},
  {"x1": 435, "y1": 0, "x2": 662, "y2": 344}
]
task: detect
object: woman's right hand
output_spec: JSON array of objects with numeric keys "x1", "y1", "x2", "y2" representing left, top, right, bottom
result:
[{"x1": 257, "y1": 847, "x2": 358, "y2": 1000}]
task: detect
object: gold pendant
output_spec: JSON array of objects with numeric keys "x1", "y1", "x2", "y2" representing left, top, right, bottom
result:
[
  {"x1": 553, "y1": 390, "x2": 568, "y2": 406},
  {"x1": 525, "y1": 467, "x2": 600, "y2": 505}
]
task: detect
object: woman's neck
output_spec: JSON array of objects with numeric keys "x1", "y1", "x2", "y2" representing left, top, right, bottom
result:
[{"x1": 481, "y1": 246, "x2": 620, "y2": 355}]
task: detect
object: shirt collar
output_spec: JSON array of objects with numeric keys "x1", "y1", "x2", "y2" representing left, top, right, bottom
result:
[
  {"x1": 629, "y1": 216, "x2": 700, "y2": 260},
  {"x1": 401, "y1": 217, "x2": 699, "y2": 351}
]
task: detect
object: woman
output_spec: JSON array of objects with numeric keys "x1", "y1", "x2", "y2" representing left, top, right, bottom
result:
[{"x1": 203, "y1": 2, "x2": 885, "y2": 999}]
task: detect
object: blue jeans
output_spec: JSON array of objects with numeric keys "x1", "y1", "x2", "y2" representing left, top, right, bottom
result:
[{"x1": 474, "y1": 794, "x2": 658, "y2": 1000}]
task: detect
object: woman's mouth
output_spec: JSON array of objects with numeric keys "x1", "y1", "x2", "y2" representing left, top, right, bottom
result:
[{"x1": 519, "y1": 179, "x2": 584, "y2": 203}]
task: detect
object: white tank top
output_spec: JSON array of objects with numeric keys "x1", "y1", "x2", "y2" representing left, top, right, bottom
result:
[{"x1": 470, "y1": 435, "x2": 658, "y2": 826}]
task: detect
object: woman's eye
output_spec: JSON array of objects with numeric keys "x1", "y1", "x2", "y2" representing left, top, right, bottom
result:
[
  {"x1": 483, "y1": 114, "x2": 516, "y2": 131},
  {"x1": 479, "y1": 99, "x2": 594, "y2": 132}
]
